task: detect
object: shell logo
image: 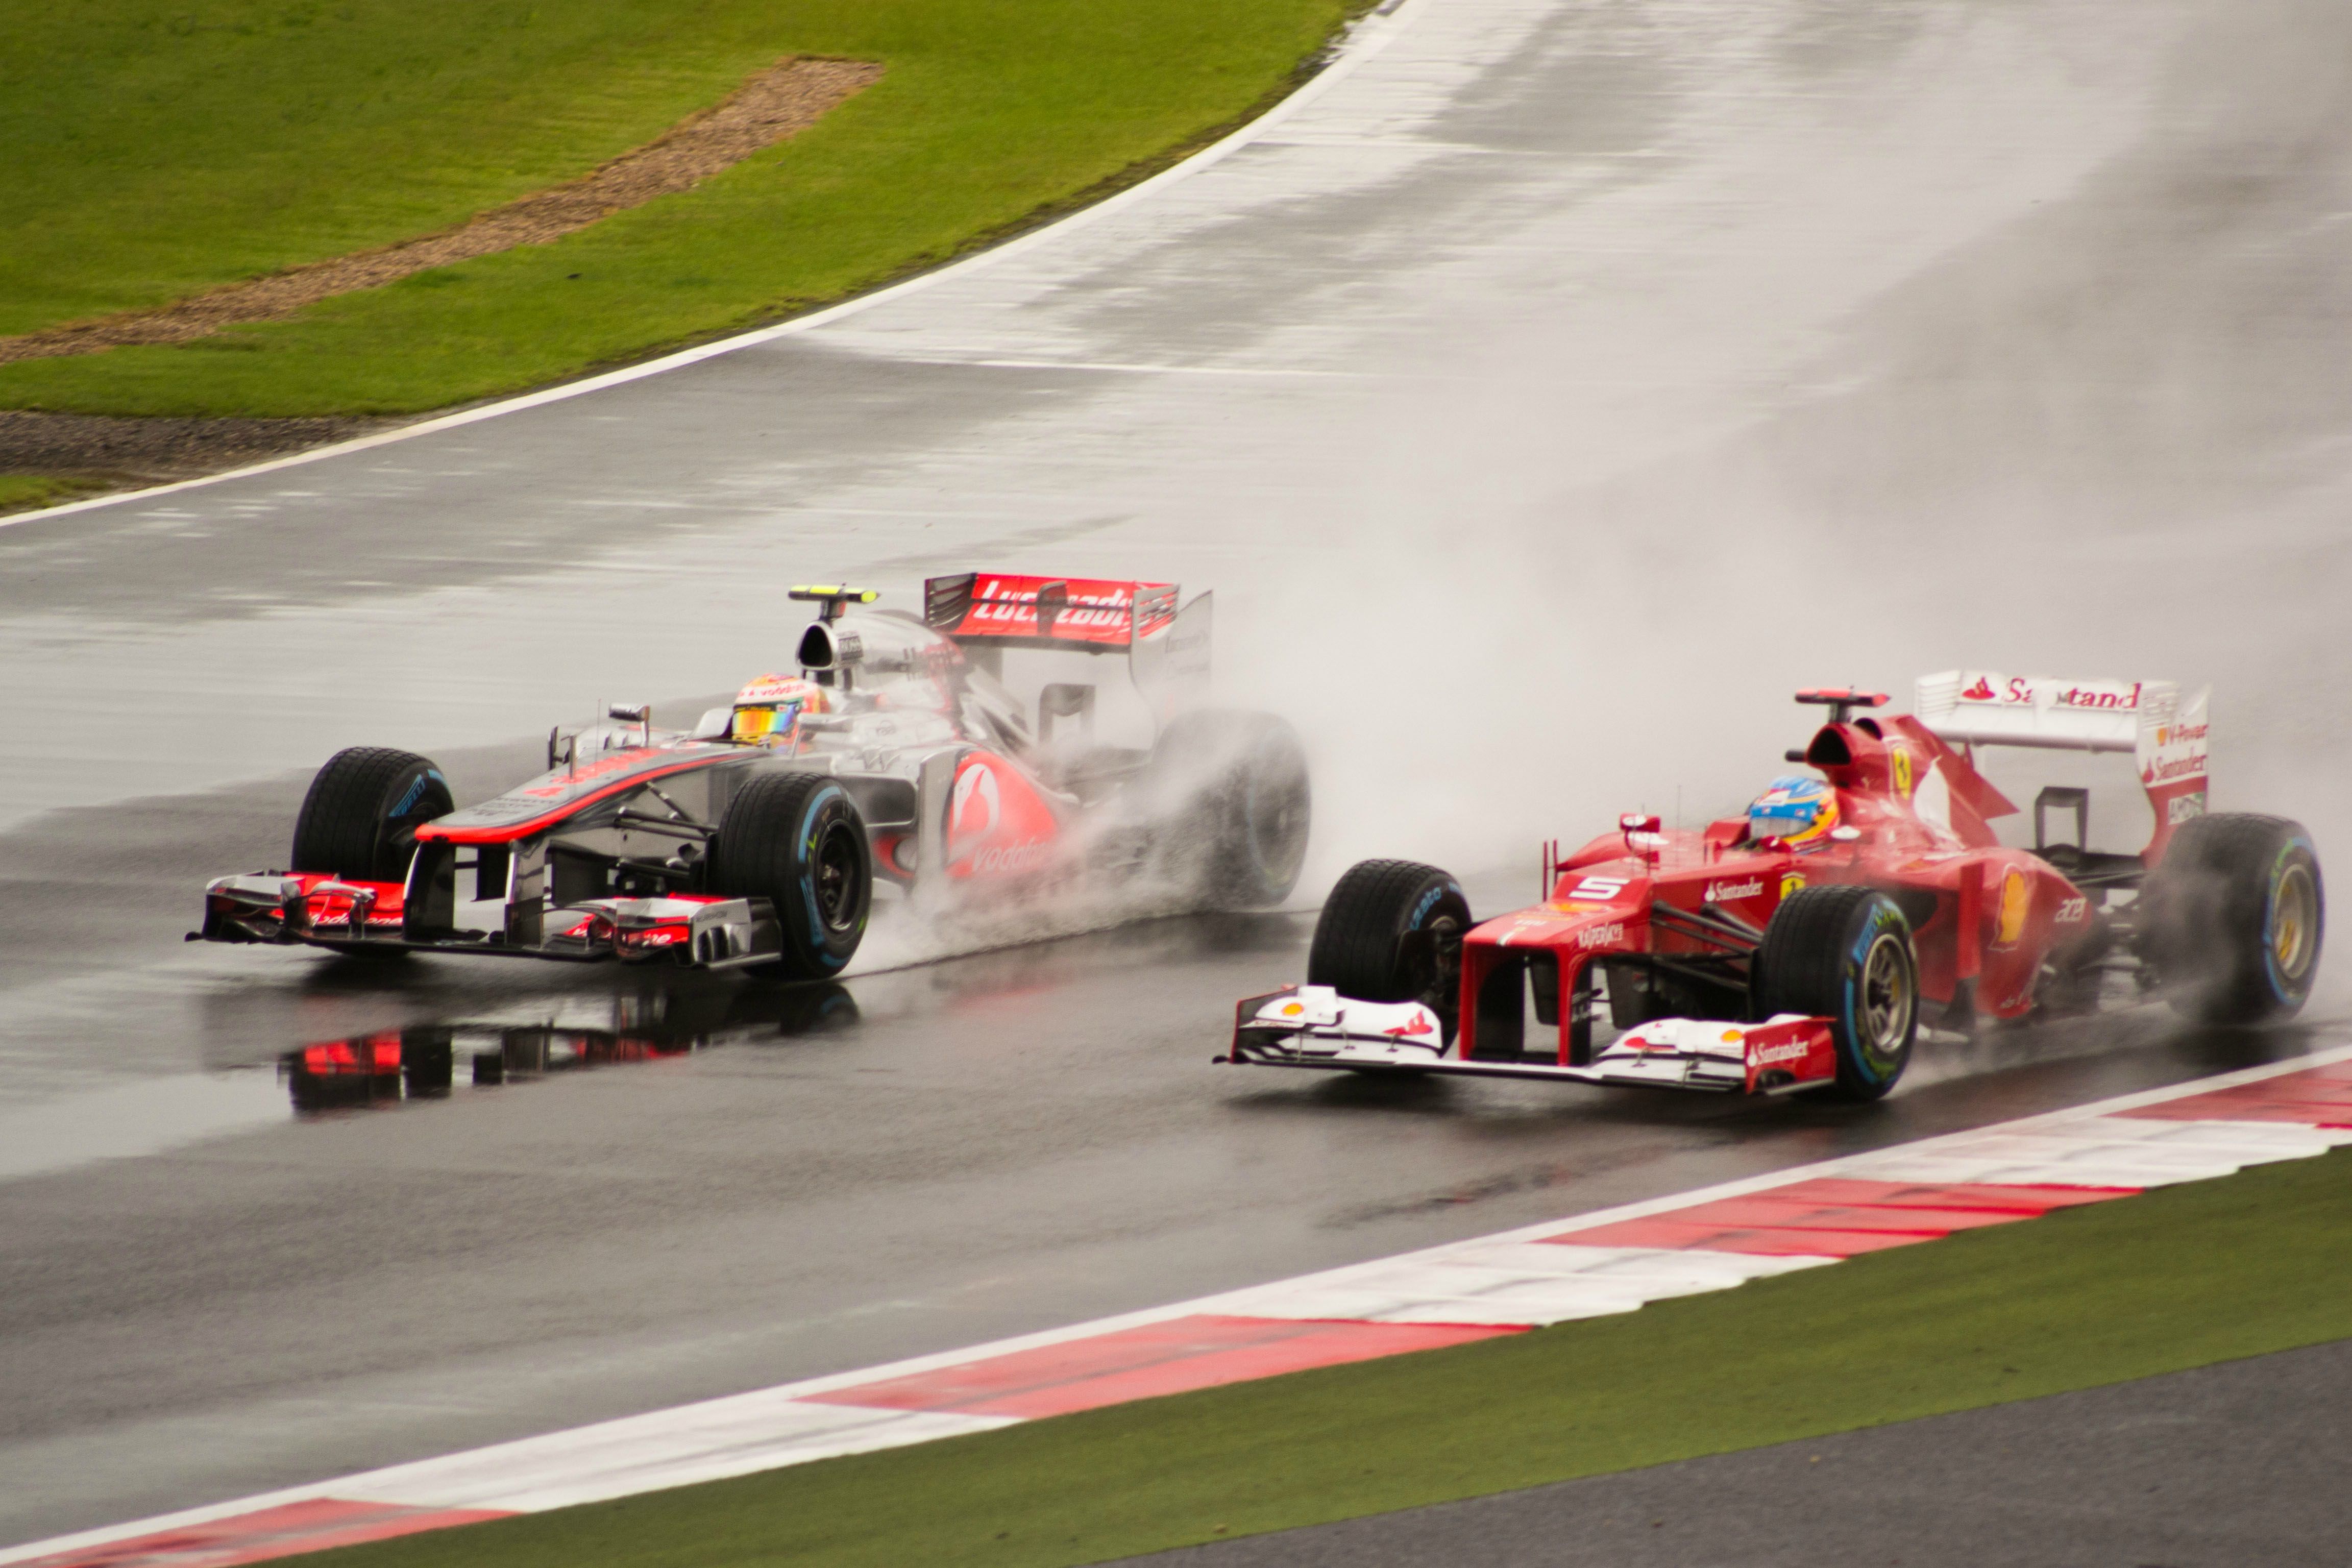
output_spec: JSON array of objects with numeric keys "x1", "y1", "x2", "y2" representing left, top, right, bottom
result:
[
  {"x1": 1995, "y1": 867, "x2": 2031, "y2": 946},
  {"x1": 950, "y1": 763, "x2": 1001, "y2": 840}
]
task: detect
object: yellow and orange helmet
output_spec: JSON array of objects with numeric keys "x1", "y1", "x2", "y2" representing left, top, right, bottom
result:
[
  {"x1": 729, "y1": 673, "x2": 829, "y2": 746},
  {"x1": 1748, "y1": 775, "x2": 1840, "y2": 849}
]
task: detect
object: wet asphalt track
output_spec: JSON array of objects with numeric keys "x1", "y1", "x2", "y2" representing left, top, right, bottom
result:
[{"x1": 8, "y1": 0, "x2": 2352, "y2": 1550}]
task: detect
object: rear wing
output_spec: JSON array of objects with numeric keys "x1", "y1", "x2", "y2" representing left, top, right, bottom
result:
[
  {"x1": 1914, "y1": 671, "x2": 2210, "y2": 855},
  {"x1": 924, "y1": 572, "x2": 1210, "y2": 718}
]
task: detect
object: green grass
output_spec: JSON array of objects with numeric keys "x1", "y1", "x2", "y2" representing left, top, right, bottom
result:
[
  {"x1": 0, "y1": 0, "x2": 1352, "y2": 418},
  {"x1": 0, "y1": 474, "x2": 117, "y2": 514},
  {"x1": 308, "y1": 1146, "x2": 2352, "y2": 1568}
]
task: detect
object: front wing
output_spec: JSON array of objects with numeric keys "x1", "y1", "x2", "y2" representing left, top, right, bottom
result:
[
  {"x1": 1221, "y1": 986, "x2": 1839, "y2": 1094},
  {"x1": 195, "y1": 872, "x2": 782, "y2": 968}
]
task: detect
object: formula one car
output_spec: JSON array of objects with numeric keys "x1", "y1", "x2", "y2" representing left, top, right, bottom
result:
[
  {"x1": 1227, "y1": 673, "x2": 2321, "y2": 1100},
  {"x1": 198, "y1": 574, "x2": 1310, "y2": 978}
]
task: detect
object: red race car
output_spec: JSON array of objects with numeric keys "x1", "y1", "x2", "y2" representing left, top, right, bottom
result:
[
  {"x1": 1228, "y1": 674, "x2": 2321, "y2": 1100},
  {"x1": 197, "y1": 574, "x2": 1310, "y2": 979}
]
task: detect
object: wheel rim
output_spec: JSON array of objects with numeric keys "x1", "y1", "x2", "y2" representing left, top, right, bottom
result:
[
  {"x1": 2271, "y1": 862, "x2": 2317, "y2": 982},
  {"x1": 1859, "y1": 931, "x2": 1915, "y2": 1062},
  {"x1": 813, "y1": 821, "x2": 865, "y2": 935}
]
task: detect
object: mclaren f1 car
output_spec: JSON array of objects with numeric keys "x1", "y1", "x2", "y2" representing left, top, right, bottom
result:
[
  {"x1": 198, "y1": 574, "x2": 1311, "y2": 978},
  {"x1": 1227, "y1": 673, "x2": 2320, "y2": 1100}
]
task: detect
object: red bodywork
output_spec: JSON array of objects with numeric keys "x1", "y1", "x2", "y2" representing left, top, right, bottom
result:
[{"x1": 1459, "y1": 710, "x2": 2116, "y2": 1068}]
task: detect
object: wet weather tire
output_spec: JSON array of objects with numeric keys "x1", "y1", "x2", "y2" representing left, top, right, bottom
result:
[
  {"x1": 708, "y1": 772, "x2": 871, "y2": 980},
  {"x1": 1307, "y1": 860, "x2": 1471, "y2": 1030},
  {"x1": 1752, "y1": 885, "x2": 1918, "y2": 1102},
  {"x1": 2140, "y1": 813, "x2": 2323, "y2": 1024},
  {"x1": 288, "y1": 747, "x2": 453, "y2": 883},
  {"x1": 1143, "y1": 710, "x2": 1312, "y2": 908}
]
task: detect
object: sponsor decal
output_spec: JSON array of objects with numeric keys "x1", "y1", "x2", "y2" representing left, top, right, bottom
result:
[
  {"x1": 2168, "y1": 793, "x2": 2209, "y2": 824},
  {"x1": 1956, "y1": 673, "x2": 2143, "y2": 712},
  {"x1": 1750, "y1": 1036, "x2": 1817, "y2": 1068},
  {"x1": 1280, "y1": 1001, "x2": 1305, "y2": 1017},
  {"x1": 1576, "y1": 922, "x2": 1626, "y2": 950},
  {"x1": 1995, "y1": 867, "x2": 2031, "y2": 947},
  {"x1": 1382, "y1": 1012, "x2": 1435, "y2": 1038},
  {"x1": 1890, "y1": 747, "x2": 1914, "y2": 797},
  {"x1": 2056, "y1": 896, "x2": 2089, "y2": 925},
  {"x1": 2054, "y1": 681, "x2": 2141, "y2": 711},
  {"x1": 1704, "y1": 877, "x2": 1763, "y2": 903},
  {"x1": 951, "y1": 762, "x2": 1002, "y2": 840},
  {"x1": 623, "y1": 927, "x2": 687, "y2": 947},
  {"x1": 970, "y1": 838, "x2": 1054, "y2": 875}
]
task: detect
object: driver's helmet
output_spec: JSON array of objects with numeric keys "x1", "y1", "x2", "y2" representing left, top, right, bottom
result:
[
  {"x1": 1749, "y1": 775, "x2": 1839, "y2": 848},
  {"x1": 729, "y1": 673, "x2": 829, "y2": 746}
]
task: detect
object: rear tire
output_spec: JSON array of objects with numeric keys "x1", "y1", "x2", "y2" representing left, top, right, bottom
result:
[
  {"x1": 1752, "y1": 885, "x2": 1918, "y2": 1102},
  {"x1": 1142, "y1": 710, "x2": 1312, "y2": 908},
  {"x1": 1306, "y1": 860, "x2": 1471, "y2": 1031},
  {"x1": 288, "y1": 747, "x2": 452, "y2": 883},
  {"x1": 708, "y1": 772, "x2": 872, "y2": 979},
  {"x1": 2140, "y1": 813, "x2": 2323, "y2": 1024}
]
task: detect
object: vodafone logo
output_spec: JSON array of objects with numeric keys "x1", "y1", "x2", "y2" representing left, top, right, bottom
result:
[
  {"x1": 971, "y1": 839, "x2": 1054, "y2": 875},
  {"x1": 951, "y1": 763, "x2": 1002, "y2": 840}
]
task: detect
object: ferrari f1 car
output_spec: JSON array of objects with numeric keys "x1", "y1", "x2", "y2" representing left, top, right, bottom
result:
[
  {"x1": 197, "y1": 574, "x2": 1310, "y2": 978},
  {"x1": 1227, "y1": 673, "x2": 2321, "y2": 1100}
]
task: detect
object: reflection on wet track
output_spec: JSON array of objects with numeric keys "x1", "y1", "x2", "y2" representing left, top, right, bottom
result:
[{"x1": 279, "y1": 986, "x2": 858, "y2": 1113}]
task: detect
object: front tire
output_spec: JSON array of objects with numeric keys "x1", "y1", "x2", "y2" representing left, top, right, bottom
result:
[
  {"x1": 288, "y1": 747, "x2": 452, "y2": 883},
  {"x1": 1752, "y1": 885, "x2": 1918, "y2": 1102},
  {"x1": 2140, "y1": 813, "x2": 2323, "y2": 1024},
  {"x1": 707, "y1": 772, "x2": 872, "y2": 980},
  {"x1": 1306, "y1": 860, "x2": 1471, "y2": 1032}
]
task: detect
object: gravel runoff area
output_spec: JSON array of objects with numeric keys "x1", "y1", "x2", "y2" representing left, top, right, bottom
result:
[
  {"x1": 0, "y1": 410, "x2": 384, "y2": 485},
  {"x1": 1115, "y1": 1336, "x2": 2352, "y2": 1568},
  {"x1": 0, "y1": 56, "x2": 880, "y2": 368}
]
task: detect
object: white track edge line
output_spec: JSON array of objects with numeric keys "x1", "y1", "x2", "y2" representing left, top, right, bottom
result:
[
  {"x1": 0, "y1": 0, "x2": 1427, "y2": 534},
  {"x1": 8, "y1": 1038, "x2": 2347, "y2": 1563}
]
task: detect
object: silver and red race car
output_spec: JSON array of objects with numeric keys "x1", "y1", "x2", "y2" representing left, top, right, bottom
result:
[
  {"x1": 1227, "y1": 673, "x2": 2321, "y2": 1100},
  {"x1": 198, "y1": 573, "x2": 1310, "y2": 978}
]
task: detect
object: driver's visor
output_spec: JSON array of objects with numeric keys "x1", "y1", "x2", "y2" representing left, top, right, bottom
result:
[
  {"x1": 1749, "y1": 802, "x2": 1819, "y2": 841},
  {"x1": 730, "y1": 701, "x2": 801, "y2": 743}
]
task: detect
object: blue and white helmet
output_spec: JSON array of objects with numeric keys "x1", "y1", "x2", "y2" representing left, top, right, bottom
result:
[{"x1": 1749, "y1": 775, "x2": 1839, "y2": 847}]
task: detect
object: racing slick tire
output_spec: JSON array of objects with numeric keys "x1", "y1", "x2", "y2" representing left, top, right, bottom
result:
[
  {"x1": 1751, "y1": 885, "x2": 1918, "y2": 1102},
  {"x1": 708, "y1": 772, "x2": 872, "y2": 980},
  {"x1": 1144, "y1": 710, "x2": 1312, "y2": 908},
  {"x1": 1307, "y1": 860, "x2": 1472, "y2": 1032},
  {"x1": 288, "y1": 747, "x2": 453, "y2": 883},
  {"x1": 2139, "y1": 813, "x2": 2323, "y2": 1025}
]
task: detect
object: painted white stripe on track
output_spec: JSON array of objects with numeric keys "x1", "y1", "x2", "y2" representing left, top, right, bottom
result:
[{"x1": 9, "y1": 1042, "x2": 2351, "y2": 1562}]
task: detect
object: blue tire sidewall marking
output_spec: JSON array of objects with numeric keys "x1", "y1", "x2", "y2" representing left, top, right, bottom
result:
[
  {"x1": 794, "y1": 782, "x2": 855, "y2": 967},
  {"x1": 2261, "y1": 836, "x2": 2319, "y2": 1002},
  {"x1": 1407, "y1": 882, "x2": 1458, "y2": 932},
  {"x1": 390, "y1": 768, "x2": 445, "y2": 818},
  {"x1": 1843, "y1": 899, "x2": 1903, "y2": 1084}
]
